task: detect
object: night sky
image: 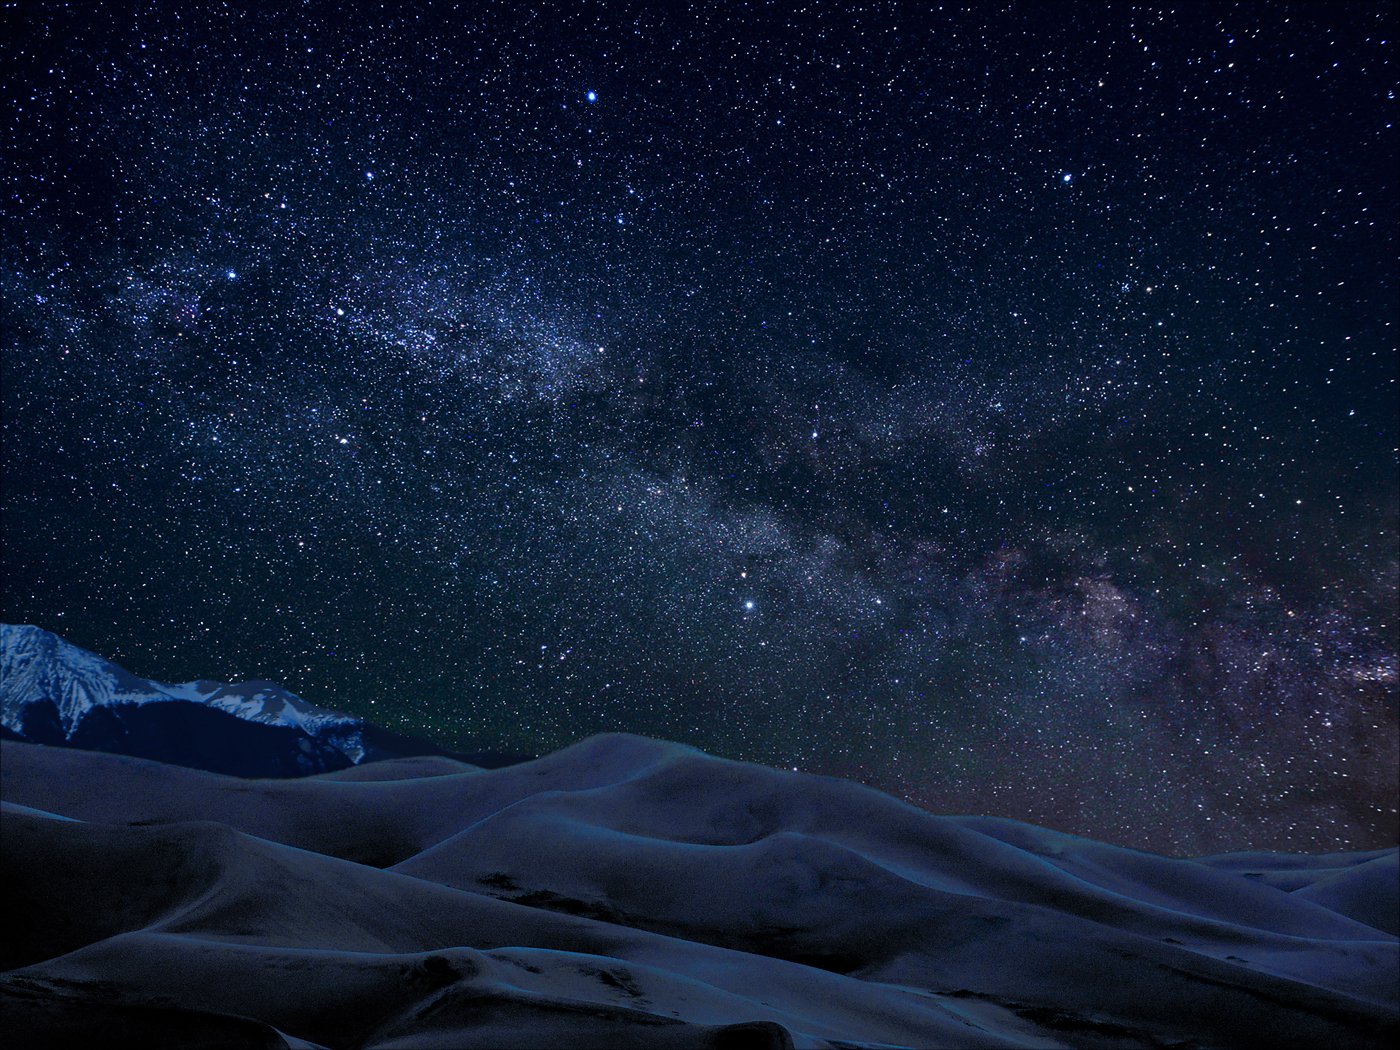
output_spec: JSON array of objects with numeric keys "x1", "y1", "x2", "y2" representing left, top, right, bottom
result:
[{"x1": 3, "y1": 2, "x2": 1396, "y2": 855}]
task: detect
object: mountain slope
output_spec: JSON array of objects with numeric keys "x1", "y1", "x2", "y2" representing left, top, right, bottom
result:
[{"x1": 0, "y1": 624, "x2": 506, "y2": 775}]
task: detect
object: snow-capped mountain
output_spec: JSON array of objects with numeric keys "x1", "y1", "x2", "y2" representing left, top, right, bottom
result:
[
  {"x1": 0, "y1": 624, "x2": 493, "y2": 776},
  {"x1": 0, "y1": 623, "x2": 357, "y2": 737}
]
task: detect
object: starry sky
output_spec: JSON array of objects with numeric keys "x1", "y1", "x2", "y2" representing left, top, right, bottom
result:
[{"x1": 3, "y1": 1, "x2": 1396, "y2": 855}]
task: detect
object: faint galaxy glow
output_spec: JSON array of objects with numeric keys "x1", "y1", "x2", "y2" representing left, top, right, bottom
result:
[{"x1": 1, "y1": 1, "x2": 1395, "y2": 855}]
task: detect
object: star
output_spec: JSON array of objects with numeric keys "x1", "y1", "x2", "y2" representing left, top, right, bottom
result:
[{"x1": 2, "y1": 0, "x2": 1391, "y2": 860}]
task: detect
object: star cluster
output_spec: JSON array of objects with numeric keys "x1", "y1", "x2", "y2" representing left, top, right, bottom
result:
[{"x1": 3, "y1": 1, "x2": 1395, "y2": 854}]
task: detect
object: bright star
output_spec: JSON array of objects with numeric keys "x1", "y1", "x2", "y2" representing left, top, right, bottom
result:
[
  {"x1": 226, "y1": 270, "x2": 237, "y2": 280},
  {"x1": 1061, "y1": 172, "x2": 1073, "y2": 183},
  {"x1": 743, "y1": 600, "x2": 756, "y2": 611},
  {"x1": 586, "y1": 91, "x2": 597, "y2": 103}
]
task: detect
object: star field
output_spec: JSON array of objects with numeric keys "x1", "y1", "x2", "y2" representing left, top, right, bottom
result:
[{"x1": 2, "y1": 1, "x2": 1395, "y2": 854}]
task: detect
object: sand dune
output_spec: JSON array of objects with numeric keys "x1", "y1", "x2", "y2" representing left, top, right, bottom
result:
[{"x1": 2, "y1": 735, "x2": 1396, "y2": 1048}]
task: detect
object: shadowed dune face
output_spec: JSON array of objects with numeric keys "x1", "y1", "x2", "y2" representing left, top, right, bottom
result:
[
  {"x1": 1, "y1": 984, "x2": 297, "y2": 1050},
  {"x1": 2, "y1": 736, "x2": 1397, "y2": 1049},
  {"x1": 1, "y1": 814, "x2": 240, "y2": 970},
  {"x1": 1292, "y1": 853, "x2": 1400, "y2": 936}
]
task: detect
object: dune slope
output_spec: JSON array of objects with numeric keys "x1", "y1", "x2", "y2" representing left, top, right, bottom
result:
[{"x1": 2, "y1": 735, "x2": 1396, "y2": 1048}]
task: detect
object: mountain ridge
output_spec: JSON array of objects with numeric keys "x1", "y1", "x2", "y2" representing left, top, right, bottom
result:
[{"x1": 0, "y1": 624, "x2": 522, "y2": 775}]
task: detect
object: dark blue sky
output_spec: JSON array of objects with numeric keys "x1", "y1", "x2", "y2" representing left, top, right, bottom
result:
[{"x1": 3, "y1": 1, "x2": 1395, "y2": 854}]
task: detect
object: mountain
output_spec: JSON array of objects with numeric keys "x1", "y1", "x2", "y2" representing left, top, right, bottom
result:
[
  {"x1": 2, "y1": 733, "x2": 1396, "y2": 1048},
  {"x1": 0, "y1": 624, "x2": 519, "y2": 776}
]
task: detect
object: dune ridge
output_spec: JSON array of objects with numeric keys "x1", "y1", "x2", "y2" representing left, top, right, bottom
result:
[{"x1": 2, "y1": 735, "x2": 1396, "y2": 1048}]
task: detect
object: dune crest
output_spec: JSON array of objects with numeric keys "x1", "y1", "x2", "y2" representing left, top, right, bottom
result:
[{"x1": 2, "y1": 735, "x2": 1396, "y2": 1049}]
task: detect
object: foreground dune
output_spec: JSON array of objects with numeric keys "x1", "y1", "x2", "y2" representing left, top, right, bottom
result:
[{"x1": 2, "y1": 735, "x2": 1396, "y2": 1048}]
